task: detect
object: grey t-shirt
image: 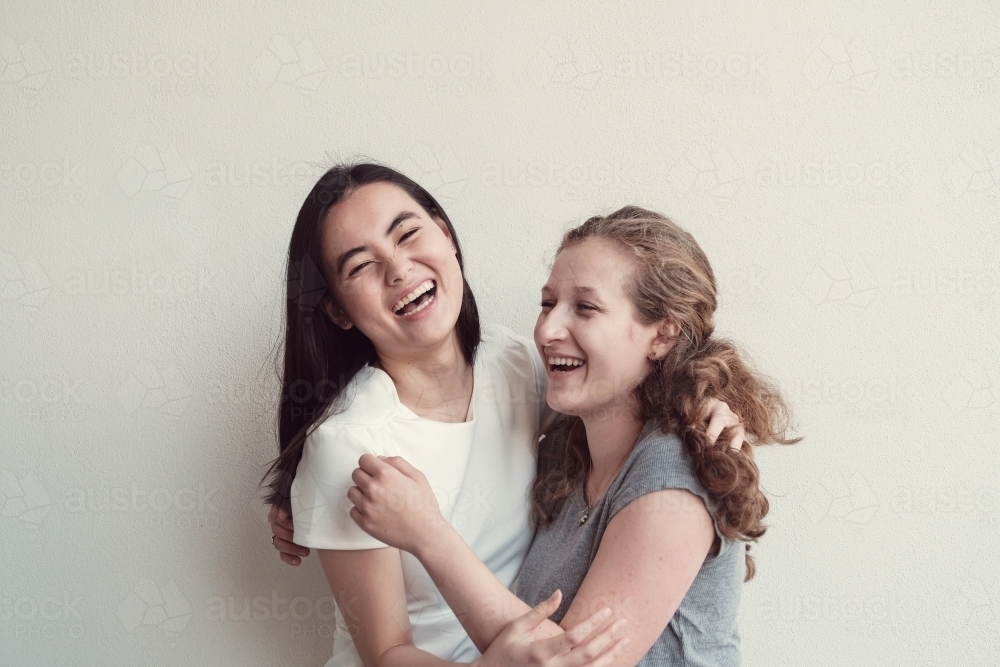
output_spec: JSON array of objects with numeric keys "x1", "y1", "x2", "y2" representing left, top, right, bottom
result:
[{"x1": 514, "y1": 422, "x2": 743, "y2": 667}]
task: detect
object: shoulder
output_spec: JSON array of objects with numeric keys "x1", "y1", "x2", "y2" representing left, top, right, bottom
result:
[
  {"x1": 479, "y1": 324, "x2": 546, "y2": 391},
  {"x1": 322, "y1": 366, "x2": 398, "y2": 427},
  {"x1": 479, "y1": 324, "x2": 540, "y2": 367},
  {"x1": 609, "y1": 424, "x2": 712, "y2": 519}
]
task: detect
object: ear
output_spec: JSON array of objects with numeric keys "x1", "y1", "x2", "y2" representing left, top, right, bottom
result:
[
  {"x1": 320, "y1": 293, "x2": 354, "y2": 330},
  {"x1": 648, "y1": 319, "x2": 680, "y2": 361}
]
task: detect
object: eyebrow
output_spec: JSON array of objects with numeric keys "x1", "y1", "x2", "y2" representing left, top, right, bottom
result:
[
  {"x1": 335, "y1": 211, "x2": 420, "y2": 275},
  {"x1": 540, "y1": 285, "x2": 601, "y2": 297}
]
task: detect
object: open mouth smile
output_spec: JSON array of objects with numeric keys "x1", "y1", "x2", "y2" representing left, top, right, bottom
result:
[
  {"x1": 392, "y1": 279, "x2": 437, "y2": 317},
  {"x1": 547, "y1": 356, "x2": 586, "y2": 373}
]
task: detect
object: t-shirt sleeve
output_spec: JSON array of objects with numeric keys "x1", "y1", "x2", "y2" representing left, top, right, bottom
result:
[
  {"x1": 290, "y1": 422, "x2": 389, "y2": 550},
  {"x1": 608, "y1": 433, "x2": 721, "y2": 540}
]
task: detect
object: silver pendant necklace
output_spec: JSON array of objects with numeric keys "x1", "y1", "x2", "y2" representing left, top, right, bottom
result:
[{"x1": 579, "y1": 501, "x2": 594, "y2": 525}]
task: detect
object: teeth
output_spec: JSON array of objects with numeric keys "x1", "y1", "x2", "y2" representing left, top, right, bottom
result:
[
  {"x1": 393, "y1": 280, "x2": 435, "y2": 313},
  {"x1": 547, "y1": 357, "x2": 585, "y2": 367}
]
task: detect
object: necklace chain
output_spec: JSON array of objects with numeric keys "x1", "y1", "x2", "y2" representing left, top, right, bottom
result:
[{"x1": 579, "y1": 451, "x2": 631, "y2": 525}]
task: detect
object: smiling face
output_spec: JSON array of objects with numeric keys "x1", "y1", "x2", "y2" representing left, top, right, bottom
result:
[
  {"x1": 534, "y1": 238, "x2": 674, "y2": 419},
  {"x1": 318, "y1": 182, "x2": 465, "y2": 361}
]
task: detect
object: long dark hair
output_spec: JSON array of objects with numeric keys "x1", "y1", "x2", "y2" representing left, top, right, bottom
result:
[{"x1": 263, "y1": 163, "x2": 481, "y2": 507}]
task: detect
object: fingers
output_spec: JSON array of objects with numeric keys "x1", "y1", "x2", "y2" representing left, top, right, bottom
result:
[
  {"x1": 512, "y1": 590, "x2": 562, "y2": 635},
  {"x1": 704, "y1": 400, "x2": 741, "y2": 446},
  {"x1": 727, "y1": 423, "x2": 746, "y2": 451},
  {"x1": 279, "y1": 552, "x2": 302, "y2": 566},
  {"x1": 273, "y1": 534, "x2": 309, "y2": 560},
  {"x1": 580, "y1": 636, "x2": 630, "y2": 667},
  {"x1": 560, "y1": 617, "x2": 628, "y2": 667},
  {"x1": 272, "y1": 519, "x2": 295, "y2": 543},
  {"x1": 347, "y1": 485, "x2": 365, "y2": 509},
  {"x1": 268, "y1": 505, "x2": 294, "y2": 532},
  {"x1": 357, "y1": 453, "x2": 389, "y2": 476},
  {"x1": 269, "y1": 505, "x2": 309, "y2": 565},
  {"x1": 533, "y1": 605, "x2": 613, "y2": 659},
  {"x1": 379, "y1": 455, "x2": 423, "y2": 481},
  {"x1": 352, "y1": 465, "x2": 376, "y2": 491}
]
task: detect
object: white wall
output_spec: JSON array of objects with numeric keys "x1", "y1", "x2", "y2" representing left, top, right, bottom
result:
[{"x1": 2, "y1": 1, "x2": 998, "y2": 665}]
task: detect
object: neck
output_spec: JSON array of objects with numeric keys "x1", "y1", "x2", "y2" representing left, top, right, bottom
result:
[
  {"x1": 581, "y1": 405, "x2": 645, "y2": 500},
  {"x1": 376, "y1": 331, "x2": 473, "y2": 422}
]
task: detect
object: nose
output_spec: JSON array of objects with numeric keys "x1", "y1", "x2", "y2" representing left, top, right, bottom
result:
[
  {"x1": 384, "y1": 248, "x2": 413, "y2": 285},
  {"x1": 534, "y1": 304, "x2": 568, "y2": 350}
]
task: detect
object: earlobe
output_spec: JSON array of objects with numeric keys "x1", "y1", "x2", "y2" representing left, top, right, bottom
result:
[{"x1": 320, "y1": 294, "x2": 354, "y2": 331}]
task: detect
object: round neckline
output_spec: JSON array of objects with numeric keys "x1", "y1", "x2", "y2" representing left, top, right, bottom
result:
[
  {"x1": 578, "y1": 423, "x2": 657, "y2": 513},
  {"x1": 367, "y1": 365, "x2": 478, "y2": 425}
]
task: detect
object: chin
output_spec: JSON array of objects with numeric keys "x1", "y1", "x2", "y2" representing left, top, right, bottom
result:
[{"x1": 545, "y1": 393, "x2": 581, "y2": 416}]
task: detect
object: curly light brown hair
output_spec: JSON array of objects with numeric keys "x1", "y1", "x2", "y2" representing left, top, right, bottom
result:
[{"x1": 530, "y1": 205, "x2": 800, "y2": 580}]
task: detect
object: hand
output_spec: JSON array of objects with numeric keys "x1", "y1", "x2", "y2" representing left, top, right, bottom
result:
[
  {"x1": 702, "y1": 398, "x2": 746, "y2": 451},
  {"x1": 268, "y1": 505, "x2": 310, "y2": 566},
  {"x1": 347, "y1": 454, "x2": 447, "y2": 555},
  {"x1": 475, "y1": 590, "x2": 629, "y2": 667}
]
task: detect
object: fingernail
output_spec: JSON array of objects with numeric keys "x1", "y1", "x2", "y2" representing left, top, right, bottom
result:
[
  {"x1": 299, "y1": 549, "x2": 308, "y2": 556},
  {"x1": 598, "y1": 607, "x2": 612, "y2": 619},
  {"x1": 292, "y1": 557, "x2": 300, "y2": 565}
]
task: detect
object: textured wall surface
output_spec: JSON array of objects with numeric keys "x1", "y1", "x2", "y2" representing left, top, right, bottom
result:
[{"x1": 2, "y1": 1, "x2": 998, "y2": 665}]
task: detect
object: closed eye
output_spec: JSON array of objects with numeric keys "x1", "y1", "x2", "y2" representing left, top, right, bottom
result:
[{"x1": 348, "y1": 261, "x2": 372, "y2": 277}]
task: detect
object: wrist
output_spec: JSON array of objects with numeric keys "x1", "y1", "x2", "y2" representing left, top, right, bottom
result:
[{"x1": 412, "y1": 515, "x2": 457, "y2": 562}]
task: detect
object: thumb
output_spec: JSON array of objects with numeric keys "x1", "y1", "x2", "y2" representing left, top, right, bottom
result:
[{"x1": 514, "y1": 590, "x2": 562, "y2": 633}]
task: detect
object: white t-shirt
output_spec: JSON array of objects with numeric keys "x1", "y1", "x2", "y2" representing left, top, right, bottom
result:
[{"x1": 291, "y1": 325, "x2": 547, "y2": 666}]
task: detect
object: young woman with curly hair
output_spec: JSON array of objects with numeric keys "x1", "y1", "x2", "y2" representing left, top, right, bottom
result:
[{"x1": 347, "y1": 205, "x2": 799, "y2": 666}]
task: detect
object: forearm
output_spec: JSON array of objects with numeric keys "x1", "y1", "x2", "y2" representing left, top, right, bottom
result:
[
  {"x1": 377, "y1": 643, "x2": 471, "y2": 667},
  {"x1": 415, "y1": 523, "x2": 563, "y2": 652}
]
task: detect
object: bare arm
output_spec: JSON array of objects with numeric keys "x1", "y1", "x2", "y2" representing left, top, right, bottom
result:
[
  {"x1": 316, "y1": 548, "x2": 460, "y2": 667},
  {"x1": 557, "y1": 489, "x2": 714, "y2": 666},
  {"x1": 348, "y1": 456, "x2": 570, "y2": 652},
  {"x1": 350, "y1": 459, "x2": 715, "y2": 666},
  {"x1": 318, "y1": 545, "x2": 629, "y2": 667}
]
